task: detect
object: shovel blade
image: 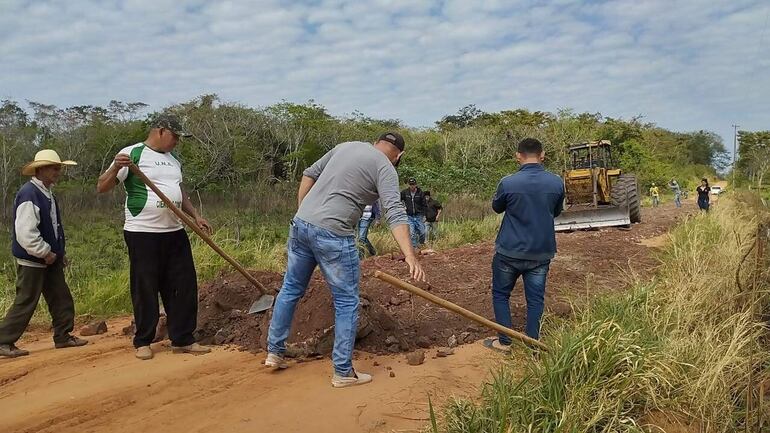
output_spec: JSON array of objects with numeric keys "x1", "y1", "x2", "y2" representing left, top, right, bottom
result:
[{"x1": 248, "y1": 294, "x2": 275, "y2": 314}]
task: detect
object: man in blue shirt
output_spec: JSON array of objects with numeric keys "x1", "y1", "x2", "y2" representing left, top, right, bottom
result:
[{"x1": 488, "y1": 138, "x2": 564, "y2": 352}]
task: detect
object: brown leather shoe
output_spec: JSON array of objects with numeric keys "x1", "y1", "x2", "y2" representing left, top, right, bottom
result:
[
  {"x1": 0, "y1": 343, "x2": 29, "y2": 358},
  {"x1": 55, "y1": 335, "x2": 88, "y2": 349}
]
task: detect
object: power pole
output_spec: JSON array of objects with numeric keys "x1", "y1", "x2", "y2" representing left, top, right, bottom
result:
[{"x1": 732, "y1": 124, "x2": 739, "y2": 186}]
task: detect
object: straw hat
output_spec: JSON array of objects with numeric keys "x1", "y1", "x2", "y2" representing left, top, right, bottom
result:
[{"x1": 21, "y1": 150, "x2": 77, "y2": 176}]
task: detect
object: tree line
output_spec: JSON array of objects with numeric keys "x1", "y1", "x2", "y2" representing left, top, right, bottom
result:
[
  {"x1": 736, "y1": 130, "x2": 770, "y2": 188},
  {"x1": 1, "y1": 95, "x2": 727, "y2": 219}
]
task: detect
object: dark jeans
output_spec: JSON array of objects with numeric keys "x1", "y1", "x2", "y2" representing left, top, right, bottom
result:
[
  {"x1": 698, "y1": 198, "x2": 710, "y2": 211},
  {"x1": 357, "y1": 217, "x2": 376, "y2": 257},
  {"x1": 124, "y1": 229, "x2": 198, "y2": 348},
  {"x1": 0, "y1": 261, "x2": 75, "y2": 345},
  {"x1": 491, "y1": 253, "x2": 550, "y2": 344}
]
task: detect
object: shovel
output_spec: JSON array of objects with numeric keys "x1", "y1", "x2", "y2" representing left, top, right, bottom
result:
[{"x1": 128, "y1": 164, "x2": 275, "y2": 314}]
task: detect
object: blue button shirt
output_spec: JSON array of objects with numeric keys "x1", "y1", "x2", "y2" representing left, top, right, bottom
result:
[{"x1": 492, "y1": 164, "x2": 564, "y2": 261}]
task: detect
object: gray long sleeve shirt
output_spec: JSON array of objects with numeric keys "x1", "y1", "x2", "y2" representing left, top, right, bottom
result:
[{"x1": 295, "y1": 141, "x2": 408, "y2": 236}]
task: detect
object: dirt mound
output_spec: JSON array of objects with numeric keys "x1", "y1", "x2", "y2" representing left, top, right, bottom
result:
[
  {"x1": 195, "y1": 269, "x2": 398, "y2": 355},
  {"x1": 196, "y1": 202, "x2": 693, "y2": 356},
  {"x1": 195, "y1": 249, "x2": 501, "y2": 356}
]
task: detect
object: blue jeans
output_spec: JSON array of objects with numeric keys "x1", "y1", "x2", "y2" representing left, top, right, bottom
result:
[
  {"x1": 357, "y1": 218, "x2": 376, "y2": 257},
  {"x1": 407, "y1": 215, "x2": 426, "y2": 248},
  {"x1": 491, "y1": 253, "x2": 550, "y2": 344},
  {"x1": 267, "y1": 218, "x2": 360, "y2": 376},
  {"x1": 674, "y1": 192, "x2": 681, "y2": 208},
  {"x1": 425, "y1": 221, "x2": 438, "y2": 243},
  {"x1": 652, "y1": 196, "x2": 659, "y2": 207}
]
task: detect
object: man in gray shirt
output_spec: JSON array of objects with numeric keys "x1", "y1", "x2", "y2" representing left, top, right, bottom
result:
[
  {"x1": 669, "y1": 178, "x2": 682, "y2": 208},
  {"x1": 266, "y1": 132, "x2": 426, "y2": 388}
]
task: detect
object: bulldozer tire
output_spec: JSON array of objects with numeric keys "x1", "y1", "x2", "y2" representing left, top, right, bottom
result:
[{"x1": 611, "y1": 174, "x2": 641, "y2": 224}]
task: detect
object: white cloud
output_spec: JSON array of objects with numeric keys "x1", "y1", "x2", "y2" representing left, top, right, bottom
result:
[{"x1": 1, "y1": 0, "x2": 768, "y2": 149}]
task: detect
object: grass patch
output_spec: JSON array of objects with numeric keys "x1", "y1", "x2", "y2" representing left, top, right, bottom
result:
[
  {"x1": 433, "y1": 194, "x2": 770, "y2": 433},
  {"x1": 0, "y1": 192, "x2": 500, "y2": 320}
]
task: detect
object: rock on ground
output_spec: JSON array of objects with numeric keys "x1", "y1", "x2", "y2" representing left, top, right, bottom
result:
[
  {"x1": 406, "y1": 350, "x2": 426, "y2": 366},
  {"x1": 152, "y1": 315, "x2": 168, "y2": 343},
  {"x1": 79, "y1": 321, "x2": 108, "y2": 336},
  {"x1": 119, "y1": 315, "x2": 168, "y2": 342},
  {"x1": 416, "y1": 336, "x2": 431, "y2": 348},
  {"x1": 447, "y1": 334, "x2": 458, "y2": 348}
]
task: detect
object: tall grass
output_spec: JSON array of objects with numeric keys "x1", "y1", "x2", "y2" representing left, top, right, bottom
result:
[
  {"x1": 433, "y1": 193, "x2": 770, "y2": 433},
  {"x1": 367, "y1": 214, "x2": 501, "y2": 255},
  {"x1": 0, "y1": 188, "x2": 500, "y2": 319}
]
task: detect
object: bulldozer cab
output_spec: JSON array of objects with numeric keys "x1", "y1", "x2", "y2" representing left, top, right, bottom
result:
[
  {"x1": 554, "y1": 140, "x2": 640, "y2": 231},
  {"x1": 568, "y1": 140, "x2": 615, "y2": 170},
  {"x1": 563, "y1": 140, "x2": 621, "y2": 207}
]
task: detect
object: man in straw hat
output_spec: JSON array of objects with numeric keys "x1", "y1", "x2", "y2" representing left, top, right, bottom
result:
[
  {"x1": 97, "y1": 113, "x2": 211, "y2": 360},
  {"x1": 0, "y1": 150, "x2": 88, "y2": 358}
]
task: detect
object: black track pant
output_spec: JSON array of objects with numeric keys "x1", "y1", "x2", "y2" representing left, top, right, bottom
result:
[{"x1": 124, "y1": 229, "x2": 197, "y2": 348}]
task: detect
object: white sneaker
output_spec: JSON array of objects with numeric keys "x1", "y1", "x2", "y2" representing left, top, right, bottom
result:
[
  {"x1": 483, "y1": 338, "x2": 512, "y2": 354},
  {"x1": 135, "y1": 345, "x2": 153, "y2": 360},
  {"x1": 265, "y1": 352, "x2": 288, "y2": 369},
  {"x1": 171, "y1": 343, "x2": 211, "y2": 355},
  {"x1": 331, "y1": 370, "x2": 372, "y2": 388}
]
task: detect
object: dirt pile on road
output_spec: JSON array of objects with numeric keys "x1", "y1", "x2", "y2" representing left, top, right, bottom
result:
[
  {"x1": 196, "y1": 269, "x2": 407, "y2": 355},
  {"x1": 196, "y1": 203, "x2": 692, "y2": 357},
  {"x1": 195, "y1": 250, "x2": 499, "y2": 356}
]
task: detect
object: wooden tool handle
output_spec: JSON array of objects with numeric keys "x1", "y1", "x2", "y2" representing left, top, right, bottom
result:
[
  {"x1": 374, "y1": 271, "x2": 549, "y2": 351},
  {"x1": 128, "y1": 164, "x2": 268, "y2": 295}
]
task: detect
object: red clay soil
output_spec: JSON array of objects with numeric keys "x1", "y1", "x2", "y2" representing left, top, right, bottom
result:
[{"x1": 196, "y1": 201, "x2": 694, "y2": 355}]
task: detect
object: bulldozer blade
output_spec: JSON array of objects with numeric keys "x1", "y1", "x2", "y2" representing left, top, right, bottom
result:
[
  {"x1": 248, "y1": 294, "x2": 275, "y2": 314},
  {"x1": 554, "y1": 205, "x2": 631, "y2": 231}
]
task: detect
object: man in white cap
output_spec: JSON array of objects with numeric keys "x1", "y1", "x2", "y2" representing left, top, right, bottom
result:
[{"x1": 0, "y1": 150, "x2": 88, "y2": 358}]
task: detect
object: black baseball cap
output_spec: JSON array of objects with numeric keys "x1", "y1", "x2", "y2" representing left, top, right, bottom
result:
[
  {"x1": 150, "y1": 114, "x2": 192, "y2": 137},
  {"x1": 378, "y1": 132, "x2": 405, "y2": 151},
  {"x1": 407, "y1": 177, "x2": 417, "y2": 185}
]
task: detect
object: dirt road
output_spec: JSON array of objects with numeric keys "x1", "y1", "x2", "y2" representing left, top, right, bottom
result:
[{"x1": 0, "y1": 200, "x2": 694, "y2": 433}]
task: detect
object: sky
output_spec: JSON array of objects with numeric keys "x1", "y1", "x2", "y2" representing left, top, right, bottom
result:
[{"x1": 1, "y1": 0, "x2": 768, "y2": 151}]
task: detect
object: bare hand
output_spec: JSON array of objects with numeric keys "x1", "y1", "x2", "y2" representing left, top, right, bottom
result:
[
  {"x1": 114, "y1": 153, "x2": 131, "y2": 168},
  {"x1": 405, "y1": 255, "x2": 426, "y2": 282},
  {"x1": 196, "y1": 217, "x2": 213, "y2": 235},
  {"x1": 44, "y1": 252, "x2": 57, "y2": 265}
]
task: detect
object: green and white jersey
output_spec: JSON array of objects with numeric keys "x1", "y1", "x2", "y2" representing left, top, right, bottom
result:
[{"x1": 113, "y1": 143, "x2": 184, "y2": 233}]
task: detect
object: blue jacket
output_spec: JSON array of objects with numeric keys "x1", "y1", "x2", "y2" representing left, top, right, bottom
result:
[
  {"x1": 11, "y1": 181, "x2": 66, "y2": 264},
  {"x1": 492, "y1": 164, "x2": 564, "y2": 261}
]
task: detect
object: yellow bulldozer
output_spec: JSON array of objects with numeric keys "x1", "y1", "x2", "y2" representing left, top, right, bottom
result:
[{"x1": 554, "y1": 140, "x2": 641, "y2": 231}]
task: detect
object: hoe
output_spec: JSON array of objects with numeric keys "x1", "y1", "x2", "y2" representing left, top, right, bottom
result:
[{"x1": 129, "y1": 164, "x2": 274, "y2": 314}]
